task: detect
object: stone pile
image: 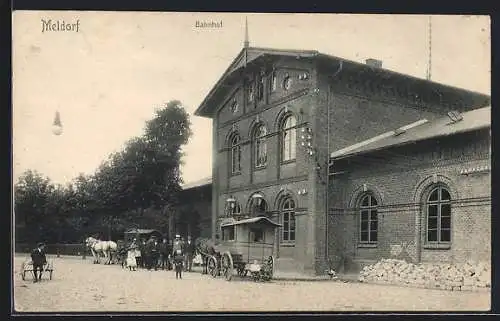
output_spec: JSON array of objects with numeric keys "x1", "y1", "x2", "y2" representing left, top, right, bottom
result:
[{"x1": 358, "y1": 259, "x2": 490, "y2": 291}]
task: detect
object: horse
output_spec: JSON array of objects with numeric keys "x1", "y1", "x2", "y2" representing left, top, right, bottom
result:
[{"x1": 85, "y1": 237, "x2": 118, "y2": 265}]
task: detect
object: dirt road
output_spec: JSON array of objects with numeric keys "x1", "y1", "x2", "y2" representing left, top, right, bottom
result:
[{"x1": 12, "y1": 255, "x2": 490, "y2": 312}]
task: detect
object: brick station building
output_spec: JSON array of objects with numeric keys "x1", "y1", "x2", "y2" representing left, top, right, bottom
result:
[{"x1": 191, "y1": 44, "x2": 491, "y2": 275}]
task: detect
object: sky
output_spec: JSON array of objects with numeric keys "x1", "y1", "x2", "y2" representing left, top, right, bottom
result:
[{"x1": 12, "y1": 12, "x2": 491, "y2": 186}]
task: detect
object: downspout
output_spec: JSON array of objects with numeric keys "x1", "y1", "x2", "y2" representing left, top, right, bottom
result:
[{"x1": 325, "y1": 60, "x2": 343, "y2": 265}]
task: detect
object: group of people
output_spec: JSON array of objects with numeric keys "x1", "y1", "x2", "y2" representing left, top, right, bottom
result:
[{"x1": 120, "y1": 234, "x2": 196, "y2": 279}]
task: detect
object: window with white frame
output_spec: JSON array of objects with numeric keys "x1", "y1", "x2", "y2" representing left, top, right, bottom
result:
[
  {"x1": 359, "y1": 194, "x2": 378, "y2": 243},
  {"x1": 253, "y1": 124, "x2": 267, "y2": 168},
  {"x1": 230, "y1": 133, "x2": 242, "y2": 174},
  {"x1": 426, "y1": 186, "x2": 451, "y2": 243},
  {"x1": 281, "y1": 114, "x2": 297, "y2": 162},
  {"x1": 281, "y1": 197, "x2": 296, "y2": 243}
]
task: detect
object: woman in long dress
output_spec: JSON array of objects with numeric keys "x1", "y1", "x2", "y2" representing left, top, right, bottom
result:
[{"x1": 127, "y1": 238, "x2": 140, "y2": 271}]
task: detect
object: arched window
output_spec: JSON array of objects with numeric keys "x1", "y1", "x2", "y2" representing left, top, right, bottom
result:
[
  {"x1": 253, "y1": 124, "x2": 267, "y2": 168},
  {"x1": 281, "y1": 197, "x2": 296, "y2": 243},
  {"x1": 249, "y1": 195, "x2": 267, "y2": 217},
  {"x1": 426, "y1": 186, "x2": 451, "y2": 243},
  {"x1": 359, "y1": 194, "x2": 378, "y2": 243},
  {"x1": 281, "y1": 114, "x2": 297, "y2": 162},
  {"x1": 230, "y1": 133, "x2": 242, "y2": 174}
]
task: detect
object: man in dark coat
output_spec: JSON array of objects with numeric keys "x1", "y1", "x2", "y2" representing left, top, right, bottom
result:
[
  {"x1": 30, "y1": 243, "x2": 47, "y2": 283},
  {"x1": 148, "y1": 236, "x2": 160, "y2": 271},
  {"x1": 159, "y1": 238, "x2": 169, "y2": 270},
  {"x1": 184, "y1": 236, "x2": 196, "y2": 272}
]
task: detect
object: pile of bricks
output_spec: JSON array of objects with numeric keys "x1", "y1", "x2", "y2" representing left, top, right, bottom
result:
[{"x1": 358, "y1": 259, "x2": 490, "y2": 291}]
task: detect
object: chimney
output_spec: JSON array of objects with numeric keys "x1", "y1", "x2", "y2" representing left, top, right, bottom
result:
[{"x1": 365, "y1": 58, "x2": 383, "y2": 68}]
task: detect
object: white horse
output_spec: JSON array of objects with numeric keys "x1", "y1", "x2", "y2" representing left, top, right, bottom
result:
[{"x1": 85, "y1": 237, "x2": 118, "y2": 265}]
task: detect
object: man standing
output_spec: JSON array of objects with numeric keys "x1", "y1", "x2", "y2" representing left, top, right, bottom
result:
[
  {"x1": 172, "y1": 235, "x2": 184, "y2": 279},
  {"x1": 150, "y1": 236, "x2": 160, "y2": 271},
  {"x1": 184, "y1": 236, "x2": 195, "y2": 272},
  {"x1": 30, "y1": 242, "x2": 47, "y2": 283},
  {"x1": 159, "y1": 238, "x2": 169, "y2": 270}
]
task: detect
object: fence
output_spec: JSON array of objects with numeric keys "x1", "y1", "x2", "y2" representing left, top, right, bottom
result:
[{"x1": 15, "y1": 243, "x2": 89, "y2": 257}]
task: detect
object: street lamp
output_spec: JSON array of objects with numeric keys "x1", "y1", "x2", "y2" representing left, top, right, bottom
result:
[
  {"x1": 52, "y1": 111, "x2": 63, "y2": 136},
  {"x1": 226, "y1": 197, "x2": 236, "y2": 217}
]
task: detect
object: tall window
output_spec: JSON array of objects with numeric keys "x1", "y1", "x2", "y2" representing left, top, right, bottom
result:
[
  {"x1": 281, "y1": 114, "x2": 297, "y2": 162},
  {"x1": 281, "y1": 198, "x2": 296, "y2": 243},
  {"x1": 253, "y1": 124, "x2": 267, "y2": 168},
  {"x1": 257, "y1": 75, "x2": 265, "y2": 101},
  {"x1": 426, "y1": 186, "x2": 451, "y2": 243},
  {"x1": 230, "y1": 133, "x2": 241, "y2": 174},
  {"x1": 360, "y1": 194, "x2": 378, "y2": 243},
  {"x1": 247, "y1": 82, "x2": 255, "y2": 102},
  {"x1": 270, "y1": 71, "x2": 277, "y2": 92}
]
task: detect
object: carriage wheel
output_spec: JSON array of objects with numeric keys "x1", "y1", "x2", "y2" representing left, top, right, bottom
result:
[
  {"x1": 221, "y1": 252, "x2": 233, "y2": 281},
  {"x1": 207, "y1": 256, "x2": 218, "y2": 278}
]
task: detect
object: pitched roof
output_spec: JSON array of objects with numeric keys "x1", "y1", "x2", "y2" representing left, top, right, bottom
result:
[
  {"x1": 194, "y1": 46, "x2": 490, "y2": 117},
  {"x1": 181, "y1": 176, "x2": 212, "y2": 190},
  {"x1": 331, "y1": 106, "x2": 491, "y2": 160}
]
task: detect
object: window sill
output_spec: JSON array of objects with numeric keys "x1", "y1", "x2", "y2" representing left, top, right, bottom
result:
[
  {"x1": 423, "y1": 243, "x2": 451, "y2": 250},
  {"x1": 254, "y1": 165, "x2": 267, "y2": 171},
  {"x1": 281, "y1": 242, "x2": 295, "y2": 247},
  {"x1": 230, "y1": 172, "x2": 242, "y2": 177},
  {"x1": 280, "y1": 159, "x2": 296, "y2": 165},
  {"x1": 357, "y1": 243, "x2": 377, "y2": 248}
]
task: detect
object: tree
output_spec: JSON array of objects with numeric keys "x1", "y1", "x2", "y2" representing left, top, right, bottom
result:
[{"x1": 14, "y1": 170, "x2": 55, "y2": 242}]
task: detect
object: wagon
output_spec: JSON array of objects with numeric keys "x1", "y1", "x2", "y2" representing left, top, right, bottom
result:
[
  {"x1": 20, "y1": 258, "x2": 54, "y2": 281},
  {"x1": 206, "y1": 216, "x2": 281, "y2": 282}
]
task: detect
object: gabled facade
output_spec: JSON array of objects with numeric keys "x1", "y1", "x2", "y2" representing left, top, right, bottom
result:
[{"x1": 194, "y1": 46, "x2": 490, "y2": 275}]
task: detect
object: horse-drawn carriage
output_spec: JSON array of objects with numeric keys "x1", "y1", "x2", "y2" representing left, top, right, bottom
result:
[
  {"x1": 203, "y1": 216, "x2": 281, "y2": 282},
  {"x1": 20, "y1": 257, "x2": 54, "y2": 281}
]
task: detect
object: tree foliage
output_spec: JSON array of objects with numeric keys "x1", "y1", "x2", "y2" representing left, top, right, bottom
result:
[{"x1": 14, "y1": 100, "x2": 192, "y2": 244}]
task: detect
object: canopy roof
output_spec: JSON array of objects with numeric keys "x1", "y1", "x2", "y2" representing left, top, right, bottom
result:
[
  {"x1": 221, "y1": 216, "x2": 282, "y2": 228},
  {"x1": 124, "y1": 228, "x2": 162, "y2": 235},
  {"x1": 330, "y1": 106, "x2": 491, "y2": 160}
]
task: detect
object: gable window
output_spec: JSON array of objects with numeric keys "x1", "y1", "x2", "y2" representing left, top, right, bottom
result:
[
  {"x1": 281, "y1": 197, "x2": 296, "y2": 243},
  {"x1": 253, "y1": 124, "x2": 267, "y2": 168},
  {"x1": 247, "y1": 82, "x2": 255, "y2": 103},
  {"x1": 230, "y1": 100, "x2": 239, "y2": 113},
  {"x1": 283, "y1": 74, "x2": 292, "y2": 90},
  {"x1": 426, "y1": 186, "x2": 451, "y2": 244},
  {"x1": 281, "y1": 114, "x2": 297, "y2": 162},
  {"x1": 257, "y1": 75, "x2": 265, "y2": 101},
  {"x1": 230, "y1": 133, "x2": 242, "y2": 174},
  {"x1": 270, "y1": 71, "x2": 277, "y2": 92},
  {"x1": 359, "y1": 194, "x2": 378, "y2": 243}
]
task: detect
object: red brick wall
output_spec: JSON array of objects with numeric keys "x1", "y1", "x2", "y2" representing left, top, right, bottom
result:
[{"x1": 328, "y1": 129, "x2": 491, "y2": 272}]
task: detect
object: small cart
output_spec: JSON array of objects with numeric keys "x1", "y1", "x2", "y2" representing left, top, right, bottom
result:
[
  {"x1": 20, "y1": 258, "x2": 54, "y2": 281},
  {"x1": 206, "y1": 216, "x2": 281, "y2": 282}
]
